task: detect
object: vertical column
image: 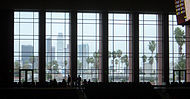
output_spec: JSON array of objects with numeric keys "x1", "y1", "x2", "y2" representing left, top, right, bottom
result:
[
  {"x1": 158, "y1": 14, "x2": 163, "y2": 85},
  {"x1": 70, "y1": 10, "x2": 77, "y2": 83},
  {"x1": 132, "y1": 12, "x2": 139, "y2": 83},
  {"x1": 39, "y1": 10, "x2": 46, "y2": 83},
  {"x1": 162, "y1": 13, "x2": 169, "y2": 85},
  {"x1": 98, "y1": 14, "x2": 102, "y2": 82},
  {"x1": 99, "y1": 11, "x2": 108, "y2": 82},
  {"x1": 129, "y1": 14, "x2": 133, "y2": 82},
  {"x1": 0, "y1": 10, "x2": 14, "y2": 87},
  {"x1": 186, "y1": 25, "x2": 190, "y2": 82}
]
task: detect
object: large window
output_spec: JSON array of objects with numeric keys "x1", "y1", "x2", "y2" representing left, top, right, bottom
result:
[
  {"x1": 139, "y1": 14, "x2": 162, "y2": 85},
  {"x1": 46, "y1": 12, "x2": 70, "y2": 82},
  {"x1": 108, "y1": 13, "x2": 132, "y2": 82},
  {"x1": 14, "y1": 11, "x2": 189, "y2": 84},
  {"x1": 169, "y1": 15, "x2": 186, "y2": 82},
  {"x1": 77, "y1": 13, "x2": 101, "y2": 82},
  {"x1": 14, "y1": 12, "x2": 39, "y2": 82}
]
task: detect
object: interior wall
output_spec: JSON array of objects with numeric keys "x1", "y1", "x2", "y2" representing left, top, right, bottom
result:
[
  {"x1": 0, "y1": 0, "x2": 175, "y2": 13},
  {"x1": 0, "y1": 10, "x2": 14, "y2": 87}
]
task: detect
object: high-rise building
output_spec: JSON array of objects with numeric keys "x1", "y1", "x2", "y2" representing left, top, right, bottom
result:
[
  {"x1": 78, "y1": 44, "x2": 89, "y2": 69},
  {"x1": 57, "y1": 33, "x2": 64, "y2": 68},
  {"x1": 46, "y1": 37, "x2": 55, "y2": 64},
  {"x1": 21, "y1": 45, "x2": 34, "y2": 66}
]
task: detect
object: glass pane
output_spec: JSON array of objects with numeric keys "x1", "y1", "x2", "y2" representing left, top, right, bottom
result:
[
  {"x1": 139, "y1": 14, "x2": 162, "y2": 85},
  {"x1": 45, "y1": 12, "x2": 70, "y2": 82},
  {"x1": 77, "y1": 13, "x2": 101, "y2": 82},
  {"x1": 27, "y1": 71, "x2": 32, "y2": 82},
  {"x1": 108, "y1": 13, "x2": 131, "y2": 82},
  {"x1": 21, "y1": 71, "x2": 26, "y2": 82},
  {"x1": 169, "y1": 15, "x2": 186, "y2": 83},
  {"x1": 14, "y1": 11, "x2": 39, "y2": 82}
]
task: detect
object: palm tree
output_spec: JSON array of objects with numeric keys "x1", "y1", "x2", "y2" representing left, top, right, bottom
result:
[
  {"x1": 121, "y1": 55, "x2": 129, "y2": 75},
  {"x1": 109, "y1": 51, "x2": 112, "y2": 58},
  {"x1": 117, "y1": 50, "x2": 122, "y2": 70},
  {"x1": 155, "y1": 53, "x2": 159, "y2": 80},
  {"x1": 93, "y1": 52, "x2": 99, "y2": 69},
  {"x1": 47, "y1": 60, "x2": 59, "y2": 79},
  {"x1": 141, "y1": 55, "x2": 147, "y2": 74},
  {"x1": 23, "y1": 61, "x2": 30, "y2": 69},
  {"x1": 93, "y1": 52, "x2": 99, "y2": 80},
  {"x1": 148, "y1": 41, "x2": 156, "y2": 69},
  {"x1": 174, "y1": 27, "x2": 186, "y2": 80},
  {"x1": 115, "y1": 59, "x2": 119, "y2": 72},
  {"x1": 52, "y1": 60, "x2": 59, "y2": 72},
  {"x1": 142, "y1": 55, "x2": 147, "y2": 63},
  {"x1": 149, "y1": 41, "x2": 156, "y2": 54},
  {"x1": 90, "y1": 57, "x2": 95, "y2": 79},
  {"x1": 175, "y1": 54, "x2": 186, "y2": 70},
  {"x1": 121, "y1": 55, "x2": 129, "y2": 68},
  {"x1": 148, "y1": 41, "x2": 156, "y2": 64},
  {"x1": 86, "y1": 57, "x2": 91, "y2": 69},
  {"x1": 64, "y1": 60, "x2": 68, "y2": 78},
  {"x1": 148, "y1": 41, "x2": 156, "y2": 81},
  {"x1": 14, "y1": 61, "x2": 20, "y2": 77},
  {"x1": 14, "y1": 61, "x2": 20, "y2": 70},
  {"x1": 112, "y1": 51, "x2": 117, "y2": 72},
  {"x1": 121, "y1": 56, "x2": 125, "y2": 67},
  {"x1": 117, "y1": 50, "x2": 122, "y2": 58},
  {"x1": 112, "y1": 51, "x2": 117, "y2": 59},
  {"x1": 90, "y1": 57, "x2": 95, "y2": 66},
  {"x1": 78, "y1": 60, "x2": 82, "y2": 69},
  {"x1": 174, "y1": 27, "x2": 185, "y2": 55},
  {"x1": 148, "y1": 56, "x2": 154, "y2": 65}
]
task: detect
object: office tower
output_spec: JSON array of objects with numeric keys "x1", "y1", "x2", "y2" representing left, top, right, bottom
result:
[
  {"x1": 78, "y1": 44, "x2": 89, "y2": 69},
  {"x1": 46, "y1": 37, "x2": 55, "y2": 64},
  {"x1": 57, "y1": 33, "x2": 64, "y2": 68},
  {"x1": 21, "y1": 45, "x2": 34, "y2": 66}
]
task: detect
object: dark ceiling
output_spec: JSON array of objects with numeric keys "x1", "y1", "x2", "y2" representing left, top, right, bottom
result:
[{"x1": 1, "y1": 0, "x2": 175, "y2": 13}]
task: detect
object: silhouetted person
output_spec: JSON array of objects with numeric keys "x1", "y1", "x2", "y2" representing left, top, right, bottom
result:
[
  {"x1": 67, "y1": 75, "x2": 71, "y2": 86},
  {"x1": 53, "y1": 79, "x2": 57, "y2": 87},
  {"x1": 83, "y1": 79, "x2": 87, "y2": 85},
  {"x1": 77, "y1": 75, "x2": 82, "y2": 87},
  {"x1": 62, "y1": 79, "x2": 67, "y2": 87},
  {"x1": 88, "y1": 79, "x2": 91, "y2": 84}
]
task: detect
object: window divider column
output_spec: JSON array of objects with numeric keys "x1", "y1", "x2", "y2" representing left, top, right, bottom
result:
[
  {"x1": 162, "y1": 13, "x2": 169, "y2": 85},
  {"x1": 70, "y1": 10, "x2": 77, "y2": 84},
  {"x1": 132, "y1": 12, "x2": 139, "y2": 83},
  {"x1": 100, "y1": 11, "x2": 108, "y2": 82},
  {"x1": 39, "y1": 10, "x2": 46, "y2": 83},
  {"x1": 158, "y1": 14, "x2": 163, "y2": 85},
  {"x1": 186, "y1": 25, "x2": 190, "y2": 82}
]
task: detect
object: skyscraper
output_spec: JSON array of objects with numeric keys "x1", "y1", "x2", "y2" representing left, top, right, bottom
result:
[
  {"x1": 46, "y1": 37, "x2": 55, "y2": 64},
  {"x1": 57, "y1": 33, "x2": 64, "y2": 68},
  {"x1": 78, "y1": 44, "x2": 89, "y2": 69},
  {"x1": 21, "y1": 45, "x2": 34, "y2": 66}
]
